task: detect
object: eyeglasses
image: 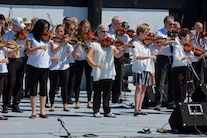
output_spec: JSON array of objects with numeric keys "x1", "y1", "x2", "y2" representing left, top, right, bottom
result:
[
  {"x1": 102, "y1": 31, "x2": 109, "y2": 33},
  {"x1": 69, "y1": 28, "x2": 75, "y2": 31},
  {"x1": 169, "y1": 23, "x2": 175, "y2": 26}
]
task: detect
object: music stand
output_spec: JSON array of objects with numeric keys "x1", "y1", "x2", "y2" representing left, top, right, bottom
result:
[{"x1": 110, "y1": 64, "x2": 134, "y2": 108}]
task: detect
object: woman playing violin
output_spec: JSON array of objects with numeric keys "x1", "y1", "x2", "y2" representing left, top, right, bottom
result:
[
  {"x1": 132, "y1": 24, "x2": 156, "y2": 116},
  {"x1": 72, "y1": 20, "x2": 93, "y2": 109},
  {"x1": 86, "y1": 24, "x2": 129, "y2": 117},
  {"x1": 64, "y1": 20, "x2": 79, "y2": 104},
  {"x1": 49, "y1": 24, "x2": 75, "y2": 112},
  {"x1": 172, "y1": 29, "x2": 207, "y2": 105},
  {"x1": 25, "y1": 19, "x2": 52, "y2": 119}
]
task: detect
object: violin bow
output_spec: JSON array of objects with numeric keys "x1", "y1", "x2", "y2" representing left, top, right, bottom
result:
[
  {"x1": 47, "y1": 13, "x2": 54, "y2": 28},
  {"x1": 175, "y1": 38, "x2": 200, "y2": 81},
  {"x1": 180, "y1": 14, "x2": 184, "y2": 28},
  {"x1": 5, "y1": 7, "x2": 12, "y2": 59}
]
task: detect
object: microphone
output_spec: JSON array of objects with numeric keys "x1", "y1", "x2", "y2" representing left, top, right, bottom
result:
[
  {"x1": 57, "y1": 118, "x2": 64, "y2": 123},
  {"x1": 57, "y1": 118, "x2": 71, "y2": 136}
]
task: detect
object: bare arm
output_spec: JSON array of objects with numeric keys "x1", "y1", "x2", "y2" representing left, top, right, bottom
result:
[
  {"x1": 25, "y1": 40, "x2": 47, "y2": 55},
  {"x1": 86, "y1": 47, "x2": 102, "y2": 68}
]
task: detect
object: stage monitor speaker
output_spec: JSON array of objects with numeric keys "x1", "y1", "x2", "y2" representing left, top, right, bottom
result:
[{"x1": 169, "y1": 103, "x2": 207, "y2": 133}]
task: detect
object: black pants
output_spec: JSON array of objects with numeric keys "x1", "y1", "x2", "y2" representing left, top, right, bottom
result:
[
  {"x1": 0, "y1": 73, "x2": 6, "y2": 97},
  {"x1": 172, "y1": 66, "x2": 188, "y2": 104},
  {"x1": 122, "y1": 53, "x2": 130, "y2": 89},
  {"x1": 49, "y1": 69, "x2": 69, "y2": 104},
  {"x1": 93, "y1": 79, "x2": 113, "y2": 114},
  {"x1": 73, "y1": 60, "x2": 93, "y2": 102},
  {"x1": 27, "y1": 65, "x2": 48, "y2": 96},
  {"x1": 155, "y1": 55, "x2": 174, "y2": 106},
  {"x1": 112, "y1": 57, "x2": 123, "y2": 102},
  {"x1": 3, "y1": 57, "x2": 26, "y2": 106},
  {"x1": 68, "y1": 63, "x2": 75, "y2": 100},
  {"x1": 192, "y1": 59, "x2": 203, "y2": 88}
]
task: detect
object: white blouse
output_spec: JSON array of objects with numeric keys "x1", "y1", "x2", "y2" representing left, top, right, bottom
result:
[
  {"x1": 26, "y1": 33, "x2": 51, "y2": 68},
  {"x1": 172, "y1": 41, "x2": 195, "y2": 68},
  {"x1": 73, "y1": 39, "x2": 92, "y2": 61},
  {"x1": 90, "y1": 42, "x2": 116, "y2": 82},
  {"x1": 0, "y1": 48, "x2": 8, "y2": 73},
  {"x1": 49, "y1": 42, "x2": 73, "y2": 71},
  {"x1": 132, "y1": 39, "x2": 155, "y2": 74}
]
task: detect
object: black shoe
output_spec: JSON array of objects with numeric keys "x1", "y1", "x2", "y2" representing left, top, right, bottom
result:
[
  {"x1": 12, "y1": 106, "x2": 23, "y2": 113},
  {"x1": 67, "y1": 99, "x2": 73, "y2": 104},
  {"x1": 125, "y1": 87, "x2": 131, "y2": 92},
  {"x1": 2, "y1": 106, "x2": 8, "y2": 113}
]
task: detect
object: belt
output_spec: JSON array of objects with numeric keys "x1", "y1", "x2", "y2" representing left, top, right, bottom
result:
[
  {"x1": 158, "y1": 55, "x2": 173, "y2": 58},
  {"x1": 9, "y1": 57, "x2": 25, "y2": 61}
]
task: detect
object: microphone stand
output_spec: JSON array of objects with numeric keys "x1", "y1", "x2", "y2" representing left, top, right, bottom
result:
[{"x1": 58, "y1": 119, "x2": 71, "y2": 138}]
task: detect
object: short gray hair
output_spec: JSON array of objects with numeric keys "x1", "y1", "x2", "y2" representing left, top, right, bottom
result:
[
  {"x1": 163, "y1": 15, "x2": 174, "y2": 23},
  {"x1": 112, "y1": 16, "x2": 120, "y2": 23},
  {"x1": 97, "y1": 24, "x2": 109, "y2": 33}
]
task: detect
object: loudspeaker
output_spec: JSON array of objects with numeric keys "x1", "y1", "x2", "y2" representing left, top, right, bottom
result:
[
  {"x1": 192, "y1": 84, "x2": 207, "y2": 102},
  {"x1": 143, "y1": 84, "x2": 168, "y2": 107},
  {"x1": 169, "y1": 103, "x2": 207, "y2": 133}
]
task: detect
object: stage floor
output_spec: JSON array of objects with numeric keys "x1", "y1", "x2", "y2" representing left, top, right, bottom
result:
[{"x1": 0, "y1": 84, "x2": 206, "y2": 138}]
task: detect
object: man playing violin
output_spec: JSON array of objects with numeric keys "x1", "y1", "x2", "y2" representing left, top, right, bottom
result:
[
  {"x1": 1, "y1": 17, "x2": 26, "y2": 113},
  {"x1": 190, "y1": 22, "x2": 207, "y2": 90},
  {"x1": 108, "y1": 16, "x2": 131, "y2": 103},
  {"x1": 154, "y1": 15, "x2": 176, "y2": 111}
]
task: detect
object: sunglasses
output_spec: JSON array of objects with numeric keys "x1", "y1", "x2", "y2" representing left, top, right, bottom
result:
[{"x1": 102, "y1": 31, "x2": 109, "y2": 33}]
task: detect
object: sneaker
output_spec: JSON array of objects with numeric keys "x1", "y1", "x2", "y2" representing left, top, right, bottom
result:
[
  {"x1": 104, "y1": 112, "x2": 116, "y2": 118},
  {"x1": 93, "y1": 112, "x2": 102, "y2": 118}
]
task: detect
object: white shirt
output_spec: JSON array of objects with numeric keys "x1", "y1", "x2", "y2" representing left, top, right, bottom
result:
[
  {"x1": 108, "y1": 26, "x2": 131, "y2": 53},
  {"x1": 49, "y1": 42, "x2": 73, "y2": 71},
  {"x1": 73, "y1": 39, "x2": 92, "y2": 61},
  {"x1": 156, "y1": 27, "x2": 172, "y2": 56},
  {"x1": 90, "y1": 42, "x2": 116, "y2": 82},
  {"x1": 132, "y1": 39, "x2": 155, "y2": 74},
  {"x1": 0, "y1": 48, "x2": 8, "y2": 73},
  {"x1": 172, "y1": 41, "x2": 194, "y2": 68},
  {"x1": 2, "y1": 29, "x2": 26, "y2": 58},
  {"x1": 26, "y1": 33, "x2": 51, "y2": 68}
]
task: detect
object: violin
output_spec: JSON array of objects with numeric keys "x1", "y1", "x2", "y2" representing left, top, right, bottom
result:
[
  {"x1": 0, "y1": 37, "x2": 21, "y2": 49},
  {"x1": 41, "y1": 28, "x2": 54, "y2": 41},
  {"x1": 126, "y1": 29, "x2": 135, "y2": 38},
  {"x1": 116, "y1": 26, "x2": 127, "y2": 35},
  {"x1": 82, "y1": 31, "x2": 99, "y2": 42},
  {"x1": 17, "y1": 29, "x2": 28, "y2": 40},
  {"x1": 168, "y1": 28, "x2": 179, "y2": 39},
  {"x1": 142, "y1": 33, "x2": 165, "y2": 46},
  {"x1": 82, "y1": 31, "x2": 93, "y2": 40},
  {"x1": 102, "y1": 37, "x2": 115, "y2": 47},
  {"x1": 184, "y1": 43, "x2": 205, "y2": 56},
  {"x1": 198, "y1": 31, "x2": 207, "y2": 38},
  {"x1": 52, "y1": 34, "x2": 68, "y2": 43}
]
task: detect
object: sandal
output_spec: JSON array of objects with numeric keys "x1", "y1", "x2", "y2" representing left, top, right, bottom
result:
[
  {"x1": 0, "y1": 115, "x2": 8, "y2": 120},
  {"x1": 39, "y1": 114, "x2": 49, "y2": 118},
  {"x1": 29, "y1": 114, "x2": 36, "y2": 119},
  {"x1": 138, "y1": 110, "x2": 148, "y2": 115},
  {"x1": 134, "y1": 110, "x2": 139, "y2": 116}
]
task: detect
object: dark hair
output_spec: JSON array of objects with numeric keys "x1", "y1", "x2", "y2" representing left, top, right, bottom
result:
[
  {"x1": 178, "y1": 28, "x2": 190, "y2": 40},
  {"x1": 0, "y1": 14, "x2": 5, "y2": 20},
  {"x1": 31, "y1": 19, "x2": 50, "y2": 42}
]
